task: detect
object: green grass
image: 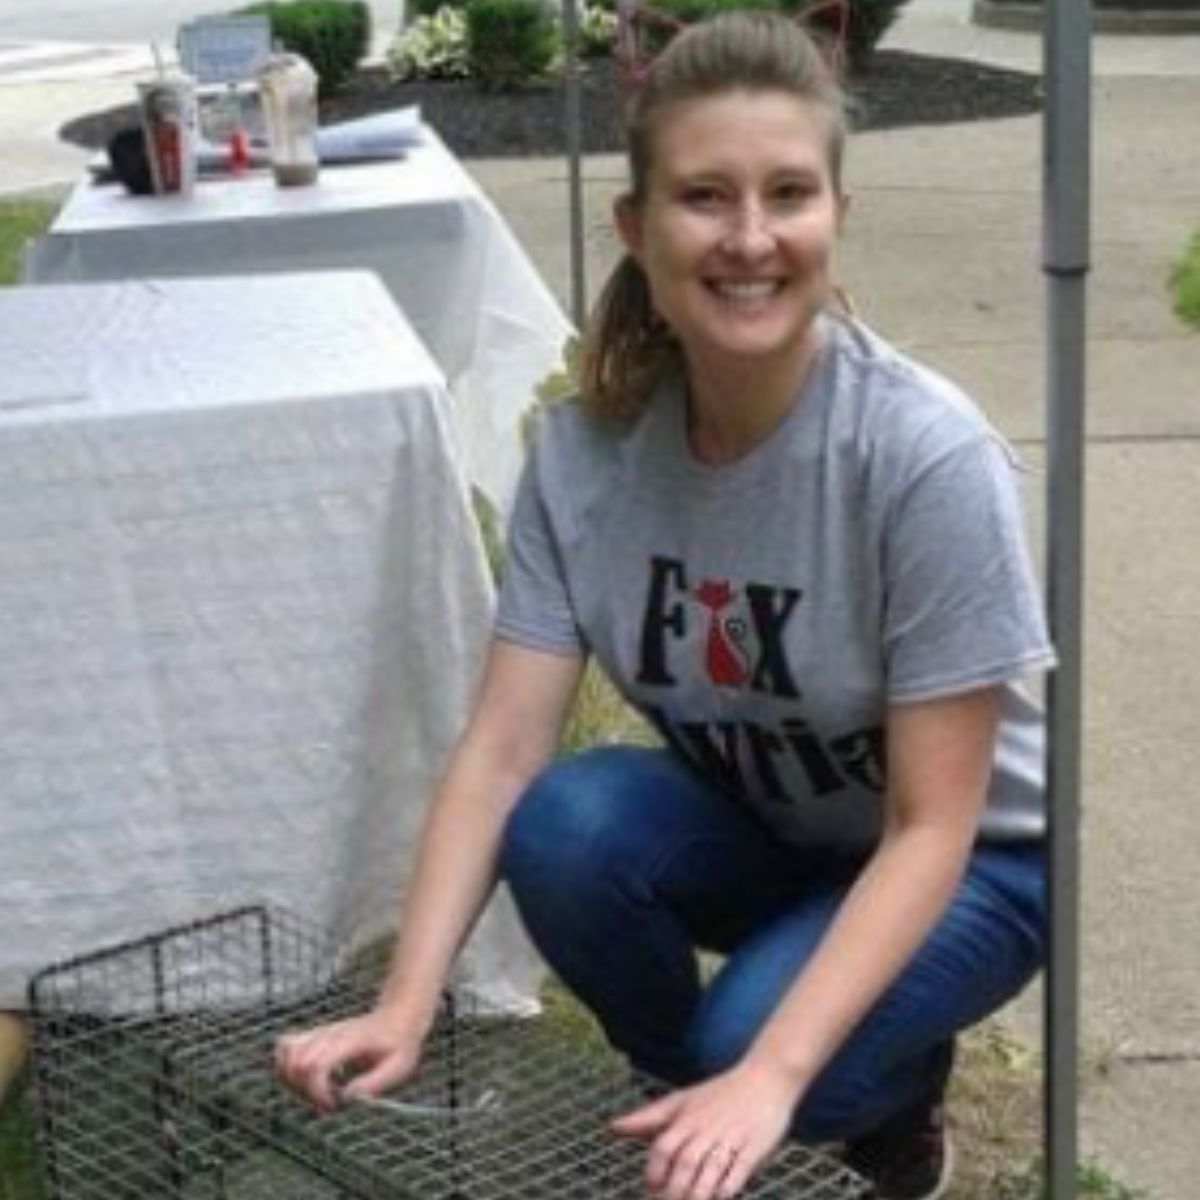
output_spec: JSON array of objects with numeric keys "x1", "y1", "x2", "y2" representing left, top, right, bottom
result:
[
  {"x1": 0, "y1": 1075, "x2": 45, "y2": 1200},
  {"x1": 0, "y1": 196, "x2": 55, "y2": 1199},
  {"x1": 0, "y1": 199, "x2": 55, "y2": 286},
  {"x1": 1171, "y1": 228, "x2": 1200, "y2": 329},
  {"x1": 993, "y1": 1158, "x2": 1148, "y2": 1200},
  {"x1": 1075, "y1": 1160, "x2": 1148, "y2": 1200}
]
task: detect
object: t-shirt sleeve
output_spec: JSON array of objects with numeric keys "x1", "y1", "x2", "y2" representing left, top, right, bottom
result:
[
  {"x1": 494, "y1": 439, "x2": 586, "y2": 657},
  {"x1": 883, "y1": 433, "x2": 1055, "y2": 702}
]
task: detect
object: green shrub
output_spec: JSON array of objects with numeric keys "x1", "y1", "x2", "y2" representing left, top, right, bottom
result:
[
  {"x1": 392, "y1": 0, "x2": 906, "y2": 84},
  {"x1": 389, "y1": 4, "x2": 471, "y2": 78},
  {"x1": 626, "y1": 0, "x2": 910, "y2": 74},
  {"x1": 465, "y1": 0, "x2": 559, "y2": 86},
  {"x1": 236, "y1": 0, "x2": 371, "y2": 93},
  {"x1": 389, "y1": 0, "x2": 611, "y2": 78},
  {"x1": 1170, "y1": 229, "x2": 1200, "y2": 330}
]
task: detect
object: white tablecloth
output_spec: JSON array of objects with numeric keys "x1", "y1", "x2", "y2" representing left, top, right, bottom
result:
[
  {"x1": 0, "y1": 272, "x2": 540, "y2": 1012},
  {"x1": 22, "y1": 127, "x2": 572, "y2": 516}
]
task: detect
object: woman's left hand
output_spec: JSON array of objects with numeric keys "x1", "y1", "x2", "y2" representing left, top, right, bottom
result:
[{"x1": 610, "y1": 1059, "x2": 802, "y2": 1200}]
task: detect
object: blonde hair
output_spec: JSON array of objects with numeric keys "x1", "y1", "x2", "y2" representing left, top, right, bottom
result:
[{"x1": 578, "y1": 9, "x2": 847, "y2": 424}]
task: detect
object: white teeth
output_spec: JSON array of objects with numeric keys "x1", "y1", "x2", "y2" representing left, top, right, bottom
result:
[{"x1": 713, "y1": 281, "x2": 778, "y2": 300}]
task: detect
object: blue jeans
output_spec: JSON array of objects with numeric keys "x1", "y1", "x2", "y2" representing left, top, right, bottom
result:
[{"x1": 500, "y1": 745, "x2": 1045, "y2": 1143}]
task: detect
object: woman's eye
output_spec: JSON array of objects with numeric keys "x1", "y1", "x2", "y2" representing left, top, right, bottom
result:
[
  {"x1": 774, "y1": 182, "x2": 815, "y2": 207},
  {"x1": 681, "y1": 186, "x2": 725, "y2": 209}
]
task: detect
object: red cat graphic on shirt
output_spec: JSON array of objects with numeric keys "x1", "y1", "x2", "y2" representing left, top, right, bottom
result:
[{"x1": 693, "y1": 579, "x2": 750, "y2": 687}]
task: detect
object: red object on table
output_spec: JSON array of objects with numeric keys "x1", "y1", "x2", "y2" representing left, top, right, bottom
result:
[{"x1": 229, "y1": 128, "x2": 250, "y2": 174}]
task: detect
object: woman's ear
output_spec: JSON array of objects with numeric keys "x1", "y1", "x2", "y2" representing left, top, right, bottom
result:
[{"x1": 614, "y1": 194, "x2": 645, "y2": 263}]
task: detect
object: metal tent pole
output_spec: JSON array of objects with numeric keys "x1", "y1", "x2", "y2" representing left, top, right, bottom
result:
[
  {"x1": 562, "y1": 0, "x2": 587, "y2": 328},
  {"x1": 1042, "y1": 1, "x2": 1091, "y2": 1197}
]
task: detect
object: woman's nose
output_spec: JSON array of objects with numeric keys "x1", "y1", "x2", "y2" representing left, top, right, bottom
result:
[{"x1": 721, "y1": 202, "x2": 775, "y2": 259}]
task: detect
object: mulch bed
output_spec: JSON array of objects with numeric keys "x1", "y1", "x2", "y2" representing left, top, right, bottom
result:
[{"x1": 61, "y1": 51, "x2": 1042, "y2": 161}]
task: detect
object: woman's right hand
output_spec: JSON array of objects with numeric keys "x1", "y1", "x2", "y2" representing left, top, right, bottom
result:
[
  {"x1": 274, "y1": 1008, "x2": 427, "y2": 1113},
  {"x1": 272, "y1": 644, "x2": 582, "y2": 1114}
]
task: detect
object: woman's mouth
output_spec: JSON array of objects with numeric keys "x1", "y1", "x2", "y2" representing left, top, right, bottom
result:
[{"x1": 708, "y1": 279, "x2": 784, "y2": 304}]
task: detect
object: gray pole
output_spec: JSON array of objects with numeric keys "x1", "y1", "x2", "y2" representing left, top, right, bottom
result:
[
  {"x1": 1042, "y1": 1, "x2": 1091, "y2": 1197},
  {"x1": 562, "y1": 0, "x2": 587, "y2": 329}
]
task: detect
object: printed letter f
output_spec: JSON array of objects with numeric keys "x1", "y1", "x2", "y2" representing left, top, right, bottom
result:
[{"x1": 636, "y1": 556, "x2": 689, "y2": 686}]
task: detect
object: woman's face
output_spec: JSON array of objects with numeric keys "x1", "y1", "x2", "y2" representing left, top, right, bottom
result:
[{"x1": 617, "y1": 88, "x2": 845, "y2": 380}]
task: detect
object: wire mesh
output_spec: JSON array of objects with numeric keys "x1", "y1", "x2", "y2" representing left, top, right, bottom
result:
[{"x1": 28, "y1": 905, "x2": 872, "y2": 1200}]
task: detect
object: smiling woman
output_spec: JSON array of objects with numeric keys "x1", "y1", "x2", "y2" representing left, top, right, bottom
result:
[
  {"x1": 580, "y1": 19, "x2": 849, "y2": 429},
  {"x1": 608, "y1": 90, "x2": 845, "y2": 459},
  {"x1": 274, "y1": 13, "x2": 1054, "y2": 1200}
]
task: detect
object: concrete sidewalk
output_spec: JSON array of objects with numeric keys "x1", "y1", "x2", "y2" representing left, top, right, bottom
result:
[
  {"x1": 0, "y1": 73, "x2": 126, "y2": 199},
  {"x1": 2, "y1": 2, "x2": 1199, "y2": 1196}
]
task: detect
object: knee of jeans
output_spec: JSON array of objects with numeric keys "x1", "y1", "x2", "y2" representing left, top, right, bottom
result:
[
  {"x1": 686, "y1": 1008, "x2": 755, "y2": 1080},
  {"x1": 685, "y1": 973, "x2": 782, "y2": 1082},
  {"x1": 500, "y1": 747, "x2": 648, "y2": 892},
  {"x1": 793, "y1": 1065, "x2": 873, "y2": 1142}
]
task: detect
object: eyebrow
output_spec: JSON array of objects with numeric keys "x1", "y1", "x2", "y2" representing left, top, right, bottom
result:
[{"x1": 663, "y1": 164, "x2": 827, "y2": 188}]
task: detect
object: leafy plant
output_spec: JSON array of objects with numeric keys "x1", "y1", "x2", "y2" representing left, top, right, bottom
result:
[
  {"x1": 465, "y1": 0, "x2": 560, "y2": 86},
  {"x1": 235, "y1": 0, "x2": 372, "y2": 93},
  {"x1": 1076, "y1": 1161, "x2": 1147, "y2": 1200},
  {"x1": 389, "y1": 1, "x2": 613, "y2": 77},
  {"x1": 579, "y1": 3, "x2": 619, "y2": 57},
  {"x1": 1170, "y1": 228, "x2": 1200, "y2": 329},
  {"x1": 388, "y1": 4, "x2": 471, "y2": 79}
]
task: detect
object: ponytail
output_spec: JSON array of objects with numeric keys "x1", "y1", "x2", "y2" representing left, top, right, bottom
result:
[{"x1": 577, "y1": 254, "x2": 680, "y2": 423}]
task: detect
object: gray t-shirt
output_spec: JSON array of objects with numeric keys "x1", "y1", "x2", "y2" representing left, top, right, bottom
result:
[{"x1": 496, "y1": 316, "x2": 1055, "y2": 850}]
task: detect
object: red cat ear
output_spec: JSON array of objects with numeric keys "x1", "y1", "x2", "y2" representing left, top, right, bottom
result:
[
  {"x1": 615, "y1": 1, "x2": 847, "y2": 92},
  {"x1": 793, "y1": 0, "x2": 850, "y2": 79},
  {"x1": 694, "y1": 579, "x2": 736, "y2": 610},
  {"x1": 613, "y1": 3, "x2": 686, "y2": 90}
]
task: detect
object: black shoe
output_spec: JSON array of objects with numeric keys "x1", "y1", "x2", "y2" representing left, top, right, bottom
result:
[{"x1": 843, "y1": 1044, "x2": 955, "y2": 1200}]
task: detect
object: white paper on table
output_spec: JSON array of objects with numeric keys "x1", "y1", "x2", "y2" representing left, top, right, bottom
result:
[
  {"x1": 192, "y1": 105, "x2": 425, "y2": 173},
  {"x1": 314, "y1": 107, "x2": 424, "y2": 162}
]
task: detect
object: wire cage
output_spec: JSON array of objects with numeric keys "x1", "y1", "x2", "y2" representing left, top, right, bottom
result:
[{"x1": 27, "y1": 905, "x2": 872, "y2": 1200}]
